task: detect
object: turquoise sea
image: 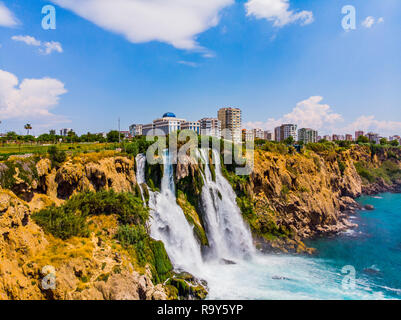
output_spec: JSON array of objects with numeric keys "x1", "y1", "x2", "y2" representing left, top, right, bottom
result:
[
  {"x1": 305, "y1": 192, "x2": 401, "y2": 299},
  {"x1": 206, "y1": 193, "x2": 401, "y2": 300}
]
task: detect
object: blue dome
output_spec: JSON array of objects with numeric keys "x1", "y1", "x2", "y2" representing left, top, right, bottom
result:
[{"x1": 163, "y1": 112, "x2": 176, "y2": 118}]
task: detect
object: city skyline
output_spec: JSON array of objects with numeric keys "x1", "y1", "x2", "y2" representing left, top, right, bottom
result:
[{"x1": 0, "y1": 1, "x2": 400, "y2": 136}]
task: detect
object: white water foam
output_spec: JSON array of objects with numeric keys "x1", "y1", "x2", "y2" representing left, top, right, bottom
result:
[{"x1": 135, "y1": 150, "x2": 393, "y2": 300}]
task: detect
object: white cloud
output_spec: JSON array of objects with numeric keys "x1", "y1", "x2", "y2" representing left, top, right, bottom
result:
[
  {"x1": 362, "y1": 16, "x2": 375, "y2": 28},
  {"x1": 0, "y1": 2, "x2": 18, "y2": 27},
  {"x1": 41, "y1": 41, "x2": 63, "y2": 55},
  {"x1": 343, "y1": 116, "x2": 401, "y2": 135},
  {"x1": 246, "y1": 96, "x2": 401, "y2": 136},
  {"x1": 12, "y1": 35, "x2": 41, "y2": 46},
  {"x1": 177, "y1": 61, "x2": 198, "y2": 68},
  {"x1": 245, "y1": 0, "x2": 314, "y2": 27},
  {"x1": 0, "y1": 69, "x2": 67, "y2": 120},
  {"x1": 50, "y1": 0, "x2": 233, "y2": 50},
  {"x1": 12, "y1": 35, "x2": 63, "y2": 55},
  {"x1": 362, "y1": 16, "x2": 384, "y2": 28},
  {"x1": 247, "y1": 96, "x2": 342, "y2": 130}
]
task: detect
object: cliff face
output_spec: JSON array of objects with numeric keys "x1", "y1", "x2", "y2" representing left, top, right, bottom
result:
[
  {"x1": 1, "y1": 145, "x2": 401, "y2": 299},
  {"x1": 0, "y1": 153, "x2": 171, "y2": 300},
  {"x1": 0, "y1": 190, "x2": 167, "y2": 300},
  {"x1": 227, "y1": 145, "x2": 401, "y2": 253},
  {"x1": 249, "y1": 149, "x2": 362, "y2": 239}
]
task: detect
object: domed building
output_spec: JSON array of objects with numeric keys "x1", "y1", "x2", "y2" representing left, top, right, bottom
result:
[
  {"x1": 141, "y1": 112, "x2": 187, "y2": 136},
  {"x1": 162, "y1": 112, "x2": 176, "y2": 118}
]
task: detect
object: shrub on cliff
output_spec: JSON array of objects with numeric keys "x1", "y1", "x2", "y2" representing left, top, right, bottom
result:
[
  {"x1": 33, "y1": 190, "x2": 148, "y2": 240},
  {"x1": 355, "y1": 160, "x2": 401, "y2": 184},
  {"x1": 116, "y1": 224, "x2": 173, "y2": 283},
  {"x1": 32, "y1": 205, "x2": 89, "y2": 240},
  {"x1": 47, "y1": 146, "x2": 67, "y2": 168},
  {"x1": 64, "y1": 190, "x2": 149, "y2": 225}
]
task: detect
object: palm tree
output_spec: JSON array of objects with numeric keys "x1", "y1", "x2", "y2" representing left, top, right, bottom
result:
[{"x1": 24, "y1": 124, "x2": 32, "y2": 135}]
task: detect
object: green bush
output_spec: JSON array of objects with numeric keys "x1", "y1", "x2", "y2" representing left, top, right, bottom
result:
[
  {"x1": 116, "y1": 224, "x2": 173, "y2": 283},
  {"x1": 355, "y1": 160, "x2": 401, "y2": 184},
  {"x1": 64, "y1": 190, "x2": 149, "y2": 225},
  {"x1": 337, "y1": 160, "x2": 346, "y2": 175},
  {"x1": 47, "y1": 146, "x2": 67, "y2": 168},
  {"x1": 32, "y1": 205, "x2": 89, "y2": 240},
  {"x1": 33, "y1": 190, "x2": 147, "y2": 240}
]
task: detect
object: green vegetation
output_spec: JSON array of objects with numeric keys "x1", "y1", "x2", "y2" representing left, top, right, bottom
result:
[
  {"x1": 47, "y1": 146, "x2": 67, "y2": 169},
  {"x1": 116, "y1": 224, "x2": 173, "y2": 283},
  {"x1": 32, "y1": 189, "x2": 173, "y2": 283},
  {"x1": 337, "y1": 159, "x2": 346, "y2": 175},
  {"x1": 355, "y1": 160, "x2": 401, "y2": 184},
  {"x1": 33, "y1": 190, "x2": 149, "y2": 240},
  {"x1": 260, "y1": 141, "x2": 288, "y2": 154},
  {"x1": 32, "y1": 205, "x2": 90, "y2": 240},
  {"x1": 0, "y1": 158, "x2": 39, "y2": 198},
  {"x1": 176, "y1": 190, "x2": 208, "y2": 246}
]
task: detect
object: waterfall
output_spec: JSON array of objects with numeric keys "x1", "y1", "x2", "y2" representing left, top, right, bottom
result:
[
  {"x1": 135, "y1": 148, "x2": 254, "y2": 278},
  {"x1": 198, "y1": 148, "x2": 255, "y2": 261},
  {"x1": 146, "y1": 150, "x2": 204, "y2": 275},
  {"x1": 135, "y1": 154, "x2": 146, "y2": 202}
]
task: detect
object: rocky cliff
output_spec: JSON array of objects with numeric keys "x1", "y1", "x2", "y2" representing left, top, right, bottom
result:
[{"x1": 1, "y1": 145, "x2": 401, "y2": 299}]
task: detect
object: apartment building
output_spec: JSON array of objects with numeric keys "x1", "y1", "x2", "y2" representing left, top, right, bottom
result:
[
  {"x1": 298, "y1": 128, "x2": 318, "y2": 144},
  {"x1": 200, "y1": 118, "x2": 221, "y2": 138},
  {"x1": 275, "y1": 124, "x2": 297, "y2": 142},
  {"x1": 218, "y1": 107, "x2": 242, "y2": 143},
  {"x1": 181, "y1": 121, "x2": 200, "y2": 134}
]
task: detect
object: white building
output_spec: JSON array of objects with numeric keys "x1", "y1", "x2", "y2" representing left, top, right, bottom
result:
[
  {"x1": 298, "y1": 128, "x2": 318, "y2": 144},
  {"x1": 242, "y1": 129, "x2": 254, "y2": 142},
  {"x1": 253, "y1": 128, "x2": 264, "y2": 140},
  {"x1": 275, "y1": 124, "x2": 297, "y2": 142},
  {"x1": 142, "y1": 112, "x2": 186, "y2": 136},
  {"x1": 200, "y1": 118, "x2": 221, "y2": 138},
  {"x1": 129, "y1": 124, "x2": 143, "y2": 136},
  {"x1": 181, "y1": 121, "x2": 200, "y2": 134}
]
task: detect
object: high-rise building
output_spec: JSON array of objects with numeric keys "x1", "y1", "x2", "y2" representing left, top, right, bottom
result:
[
  {"x1": 345, "y1": 134, "x2": 353, "y2": 141},
  {"x1": 298, "y1": 128, "x2": 318, "y2": 144},
  {"x1": 323, "y1": 135, "x2": 332, "y2": 141},
  {"x1": 129, "y1": 124, "x2": 143, "y2": 136},
  {"x1": 263, "y1": 130, "x2": 272, "y2": 141},
  {"x1": 242, "y1": 129, "x2": 254, "y2": 142},
  {"x1": 252, "y1": 128, "x2": 264, "y2": 140},
  {"x1": 218, "y1": 107, "x2": 242, "y2": 144},
  {"x1": 200, "y1": 118, "x2": 221, "y2": 138},
  {"x1": 60, "y1": 128, "x2": 72, "y2": 136},
  {"x1": 275, "y1": 124, "x2": 297, "y2": 142},
  {"x1": 332, "y1": 134, "x2": 340, "y2": 141},
  {"x1": 355, "y1": 131, "x2": 364, "y2": 140},
  {"x1": 367, "y1": 132, "x2": 380, "y2": 144},
  {"x1": 181, "y1": 121, "x2": 200, "y2": 134}
]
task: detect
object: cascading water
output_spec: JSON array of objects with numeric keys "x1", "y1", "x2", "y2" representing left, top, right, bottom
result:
[
  {"x1": 135, "y1": 151, "x2": 391, "y2": 300},
  {"x1": 135, "y1": 154, "x2": 146, "y2": 202},
  {"x1": 146, "y1": 150, "x2": 204, "y2": 275},
  {"x1": 198, "y1": 148, "x2": 254, "y2": 261}
]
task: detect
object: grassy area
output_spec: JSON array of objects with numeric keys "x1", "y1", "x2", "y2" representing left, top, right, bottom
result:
[{"x1": 0, "y1": 142, "x2": 115, "y2": 155}]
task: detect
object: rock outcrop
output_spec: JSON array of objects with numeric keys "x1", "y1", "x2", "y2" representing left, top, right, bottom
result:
[{"x1": 0, "y1": 190, "x2": 167, "y2": 300}]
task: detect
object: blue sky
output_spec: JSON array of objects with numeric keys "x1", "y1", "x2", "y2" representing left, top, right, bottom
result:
[{"x1": 0, "y1": 0, "x2": 400, "y2": 136}]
